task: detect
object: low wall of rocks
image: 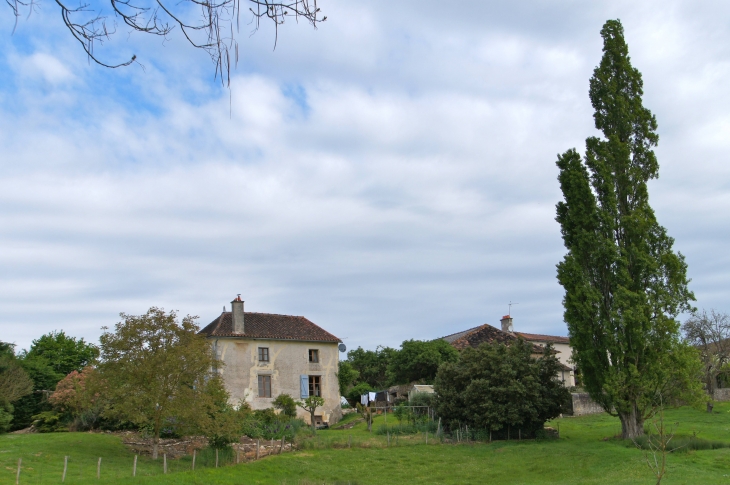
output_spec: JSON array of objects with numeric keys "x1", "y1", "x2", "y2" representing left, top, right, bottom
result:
[
  {"x1": 569, "y1": 392, "x2": 605, "y2": 416},
  {"x1": 714, "y1": 388, "x2": 730, "y2": 402}
]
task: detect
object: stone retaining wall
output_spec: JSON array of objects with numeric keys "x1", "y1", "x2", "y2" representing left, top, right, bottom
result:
[
  {"x1": 569, "y1": 392, "x2": 605, "y2": 416},
  {"x1": 714, "y1": 388, "x2": 730, "y2": 402}
]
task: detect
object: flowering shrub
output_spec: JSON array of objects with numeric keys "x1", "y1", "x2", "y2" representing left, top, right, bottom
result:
[{"x1": 49, "y1": 366, "x2": 97, "y2": 414}]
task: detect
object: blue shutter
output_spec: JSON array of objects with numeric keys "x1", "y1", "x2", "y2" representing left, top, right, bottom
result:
[{"x1": 300, "y1": 375, "x2": 309, "y2": 399}]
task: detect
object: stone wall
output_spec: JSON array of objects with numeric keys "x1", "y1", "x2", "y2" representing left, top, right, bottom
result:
[
  {"x1": 569, "y1": 392, "x2": 605, "y2": 416},
  {"x1": 714, "y1": 388, "x2": 730, "y2": 402}
]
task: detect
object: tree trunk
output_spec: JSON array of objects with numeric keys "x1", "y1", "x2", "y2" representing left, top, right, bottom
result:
[
  {"x1": 707, "y1": 401, "x2": 714, "y2": 413},
  {"x1": 310, "y1": 408, "x2": 316, "y2": 434},
  {"x1": 152, "y1": 434, "x2": 159, "y2": 460},
  {"x1": 618, "y1": 407, "x2": 644, "y2": 440}
]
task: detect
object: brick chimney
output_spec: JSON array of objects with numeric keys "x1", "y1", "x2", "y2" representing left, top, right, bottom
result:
[
  {"x1": 232, "y1": 295, "x2": 244, "y2": 334},
  {"x1": 500, "y1": 315, "x2": 513, "y2": 333}
]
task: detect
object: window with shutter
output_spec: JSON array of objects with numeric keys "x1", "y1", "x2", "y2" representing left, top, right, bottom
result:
[
  {"x1": 308, "y1": 375, "x2": 321, "y2": 397},
  {"x1": 300, "y1": 375, "x2": 309, "y2": 399}
]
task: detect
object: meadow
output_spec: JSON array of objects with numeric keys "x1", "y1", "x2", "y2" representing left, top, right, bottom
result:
[{"x1": 4, "y1": 404, "x2": 730, "y2": 484}]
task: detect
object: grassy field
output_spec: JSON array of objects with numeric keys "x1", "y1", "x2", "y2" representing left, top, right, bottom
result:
[{"x1": 3, "y1": 404, "x2": 730, "y2": 484}]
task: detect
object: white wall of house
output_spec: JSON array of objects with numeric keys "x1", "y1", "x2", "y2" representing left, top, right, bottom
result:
[
  {"x1": 531, "y1": 340, "x2": 575, "y2": 387},
  {"x1": 212, "y1": 338, "x2": 342, "y2": 425}
]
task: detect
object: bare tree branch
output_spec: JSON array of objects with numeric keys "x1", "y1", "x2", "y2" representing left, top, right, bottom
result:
[
  {"x1": 6, "y1": 0, "x2": 325, "y2": 82},
  {"x1": 682, "y1": 309, "x2": 730, "y2": 412}
]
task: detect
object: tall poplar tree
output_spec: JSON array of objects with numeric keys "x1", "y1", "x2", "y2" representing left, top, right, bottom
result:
[{"x1": 555, "y1": 19, "x2": 701, "y2": 439}]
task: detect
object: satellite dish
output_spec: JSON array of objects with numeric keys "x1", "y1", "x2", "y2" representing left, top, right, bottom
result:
[{"x1": 338, "y1": 343, "x2": 346, "y2": 353}]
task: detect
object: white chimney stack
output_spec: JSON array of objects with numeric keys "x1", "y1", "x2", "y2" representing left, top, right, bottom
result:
[
  {"x1": 500, "y1": 315, "x2": 514, "y2": 333},
  {"x1": 232, "y1": 295, "x2": 244, "y2": 334}
]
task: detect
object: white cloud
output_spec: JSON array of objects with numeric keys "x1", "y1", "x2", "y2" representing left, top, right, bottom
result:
[{"x1": 1, "y1": 0, "x2": 730, "y2": 353}]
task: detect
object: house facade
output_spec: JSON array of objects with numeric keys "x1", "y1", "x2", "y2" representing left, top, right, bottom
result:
[
  {"x1": 199, "y1": 296, "x2": 343, "y2": 426},
  {"x1": 441, "y1": 315, "x2": 575, "y2": 387}
]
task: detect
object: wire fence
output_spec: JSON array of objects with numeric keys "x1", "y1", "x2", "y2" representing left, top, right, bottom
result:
[{"x1": 7, "y1": 436, "x2": 296, "y2": 484}]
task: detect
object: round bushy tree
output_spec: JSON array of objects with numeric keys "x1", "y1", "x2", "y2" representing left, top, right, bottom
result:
[{"x1": 434, "y1": 340, "x2": 570, "y2": 437}]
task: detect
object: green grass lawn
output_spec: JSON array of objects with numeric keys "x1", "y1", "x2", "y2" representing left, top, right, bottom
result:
[{"x1": 4, "y1": 404, "x2": 730, "y2": 484}]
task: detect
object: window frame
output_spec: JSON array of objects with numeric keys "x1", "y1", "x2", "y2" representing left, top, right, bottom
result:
[
  {"x1": 258, "y1": 375, "x2": 272, "y2": 398},
  {"x1": 258, "y1": 347, "x2": 269, "y2": 362},
  {"x1": 308, "y1": 375, "x2": 321, "y2": 397},
  {"x1": 308, "y1": 349, "x2": 319, "y2": 363}
]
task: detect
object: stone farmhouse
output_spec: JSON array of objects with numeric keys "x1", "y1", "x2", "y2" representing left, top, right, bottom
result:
[
  {"x1": 441, "y1": 315, "x2": 575, "y2": 387},
  {"x1": 199, "y1": 296, "x2": 343, "y2": 426}
]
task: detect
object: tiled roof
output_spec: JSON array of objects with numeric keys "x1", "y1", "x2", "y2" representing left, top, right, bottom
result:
[
  {"x1": 515, "y1": 332, "x2": 570, "y2": 345},
  {"x1": 444, "y1": 324, "x2": 520, "y2": 350},
  {"x1": 441, "y1": 326, "x2": 483, "y2": 344},
  {"x1": 199, "y1": 312, "x2": 341, "y2": 343},
  {"x1": 441, "y1": 324, "x2": 547, "y2": 353}
]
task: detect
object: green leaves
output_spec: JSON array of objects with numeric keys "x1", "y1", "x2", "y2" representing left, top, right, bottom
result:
[
  {"x1": 555, "y1": 19, "x2": 698, "y2": 439},
  {"x1": 97, "y1": 307, "x2": 216, "y2": 455},
  {"x1": 387, "y1": 339, "x2": 459, "y2": 386},
  {"x1": 433, "y1": 341, "x2": 570, "y2": 434}
]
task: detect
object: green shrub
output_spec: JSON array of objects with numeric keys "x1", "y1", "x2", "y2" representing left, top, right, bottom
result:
[
  {"x1": 273, "y1": 394, "x2": 298, "y2": 418},
  {"x1": 375, "y1": 422, "x2": 437, "y2": 435},
  {"x1": 0, "y1": 405, "x2": 13, "y2": 432},
  {"x1": 31, "y1": 411, "x2": 67, "y2": 432},
  {"x1": 347, "y1": 383, "x2": 373, "y2": 404},
  {"x1": 409, "y1": 392, "x2": 435, "y2": 408},
  {"x1": 241, "y1": 415, "x2": 306, "y2": 440}
]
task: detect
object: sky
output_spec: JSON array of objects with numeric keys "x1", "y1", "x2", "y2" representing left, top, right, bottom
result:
[{"x1": 1, "y1": 0, "x2": 729, "y2": 353}]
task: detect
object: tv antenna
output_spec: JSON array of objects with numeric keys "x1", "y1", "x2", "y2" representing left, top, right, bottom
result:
[{"x1": 508, "y1": 301, "x2": 519, "y2": 316}]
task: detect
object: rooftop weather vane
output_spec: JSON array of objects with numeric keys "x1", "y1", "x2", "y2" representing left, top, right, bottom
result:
[{"x1": 508, "y1": 301, "x2": 519, "y2": 316}]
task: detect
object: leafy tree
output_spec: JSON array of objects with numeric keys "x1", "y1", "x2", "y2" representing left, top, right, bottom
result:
[
  {"x1": 345, "y1": 346, "x2": 397, "y2": 389},
  {"x1": 297, "y1": 395, "x2": 325, "y2": 434},
  {"x1": 23, "y1": 331, "x2": 98, "y2": 377},
  {"x1": 387, "y1": 339, "x2": 459, "y2": 385},
  {"x1": 10, "y1": 357, "x2": 60, "y2": 430},
  {"x1": 273, "y1": 393, "x2": 298, "y2": 419},
  {"x1": 0, "y1": 343, "x2": 33, "y2": 432},
  {"x1": 434, "y1": 341, "x2": 570, "y2": 437},
  {"x1": 47, "y1": 366, "x2": 105, "y2": 430},
  {"x1": 336, "y1": 361, "x2": 359, "y2": 396},
  {"x1": 97, "y1": 307, "x2": 216, "y2": 459},
  {"x1": 346, "y1": 382, "x2": 373, "y2": 405},
  {"x1": 11, "y1": 331, "x2": 98, "y2": 430},
  {"x1": 682, "y1": 309, "x2": 730, "y2": 412},
  {"x1": 555, "y1": 19, "x2": 701, "y2": 439},
  {"x1": 199, "y1": 374, "x2": 249, "y2": 449}
]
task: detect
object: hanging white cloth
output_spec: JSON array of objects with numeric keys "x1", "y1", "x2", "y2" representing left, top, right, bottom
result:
[
  {"x1": 361, "y1": 394, "x2": 368, "y2": 405},
  {"x1": 368, "y1": 392, "x2": 377, "y2": 403}
]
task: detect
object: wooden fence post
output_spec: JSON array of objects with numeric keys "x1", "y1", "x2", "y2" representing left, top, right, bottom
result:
[
  {"x1": 163, "y1": 454, "x2": 167, "y2": 474},
  {"x1": 236, "y1": 446, "x2": 240, "y2": 464},
  {"x1": 133, "y1": 455, "x2": 138, "y2": 477},
  {"x1": 256, "y1": 439, "x2": 260, "y2": 460},
  {"x1": 97, "y1": 457, "x2": 102, "y2": 479},
  {"x1": 348, "y1": 435, "x2": 351, "y2": 448},
  {"x1": 15, "y1": 458, "x2": 21, "y2": 485},
  {"x1": 62, "y1": 456, "x2": 68, "y2": 482},
  {"x1": 215, "y1": 449, "x2": 219, "y2": 468},
  {"x1": 192, "y1": 450, "x2": 195, "y2": 471},
  {"x1": 387, "y1": 431, "x2": 390, "y2": 447},
  {"x1": 280, "y1": 436, "x2": 285, "y2": 454}
]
